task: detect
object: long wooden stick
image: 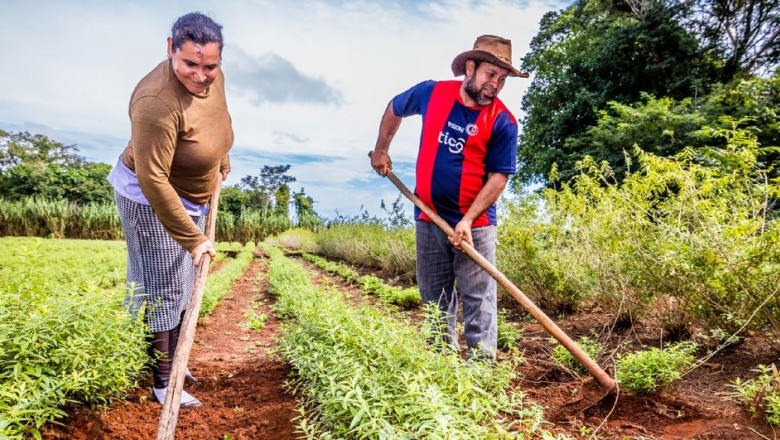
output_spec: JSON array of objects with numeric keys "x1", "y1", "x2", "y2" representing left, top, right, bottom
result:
[
  {"x1": 374, "y1": 161, "x2": 617, "y2": 391},
  {"x1": 157, "y1": 185, "x2": 221, "y2": 440}
]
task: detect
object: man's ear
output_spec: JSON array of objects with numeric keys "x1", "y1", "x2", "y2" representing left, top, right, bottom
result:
[
  {"x1": 167, "y1": 37, "x2": 174, "y2": 58},
  {"x1": 465, "y1": 59, "x2": 477, "y2": 78}
]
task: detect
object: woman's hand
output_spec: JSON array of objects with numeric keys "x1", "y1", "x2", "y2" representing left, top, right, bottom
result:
[{"x1": 191, "y1": 239, "x2": 217, "y2": 266}]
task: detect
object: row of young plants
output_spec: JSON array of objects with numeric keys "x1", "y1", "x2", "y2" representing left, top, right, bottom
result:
[
  {"x1": 0, "y1": 197, "x2": 307, "y2": 242},
  {"x1": 263, "y1": 244, "x2": 567, "y2": 439},
  {"x1": 301, "y1": 252, "x2": 421, "y2": 308},
  {"x1": 199, "y1": 242, "x2": 256, "y2": 319},
  {"x1": 0, "y1": 240, "x2": 147, "y2": 440},
  {"x1": 300, "y1": 248, "x2": 524, "y2": 348}
]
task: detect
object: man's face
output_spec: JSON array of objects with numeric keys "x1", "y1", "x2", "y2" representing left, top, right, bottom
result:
[
  {"x1": 167, "y1": 39, "x2": 222, "y2": 95},
  {"x1": 464, "y1": 60, "x2": 509, "y2": 106}
]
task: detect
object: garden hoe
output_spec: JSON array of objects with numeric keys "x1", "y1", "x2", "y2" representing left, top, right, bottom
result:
[
  {"x1": 369, "y1": 152, "x2": 618, "y2": 403},
  {"x1": 157, "y1": 185, "x2": 221, "y2": 440}
]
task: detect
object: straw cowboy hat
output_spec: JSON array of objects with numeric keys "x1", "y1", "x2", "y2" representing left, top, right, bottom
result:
[{"x1": 451, "y1": 35, "x2": 529, "y2": 78}]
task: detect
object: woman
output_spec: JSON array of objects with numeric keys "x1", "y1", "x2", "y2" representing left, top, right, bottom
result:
[{"x1": 108, "y1": 12, "x2": 233, "y2": 408}]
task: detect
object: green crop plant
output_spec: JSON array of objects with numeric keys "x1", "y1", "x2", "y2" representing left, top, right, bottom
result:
[
  {"x1": 240, "y1": 310, "x2": 268, "y2": 332},
  {"x1": 0, "y1": 237, "x2": 126, "y2": 294},
  {"x1": 357, "y1": 275, "x2": 421, "y2": 309},
  {"x1": 497, "y1": 309, "x2": 523, "y2": 349},
  {"x1": 616, "y1": 342, "x2": 697, "y2": 393},
  {"x1": 199, "y1": 242, "x2": 256, "y2": 319},
  {"x1": 262, "y1": 243, "x2": 565, "y2": 439},
  {"x1": 302, "y1": 253, "x2": 360, "y2": 283},
  {"x1": 730, "y1": 364, "x2": 780, "y2": 425},
  {"x1": 550, "y1": 336, "x2": 604, "y2": 376},
  {"x1": 0, "y1": 249, "x2": 147, "y2": 439}
]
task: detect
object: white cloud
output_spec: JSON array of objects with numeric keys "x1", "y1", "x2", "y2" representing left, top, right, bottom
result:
[{"x1": 0, "y1": 0, "x2": 563, "y2": 217}]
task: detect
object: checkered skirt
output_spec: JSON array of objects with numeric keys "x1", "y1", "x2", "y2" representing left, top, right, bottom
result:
[{"x1": 115, "y1": 192, "x2": 205, "y2": 332}]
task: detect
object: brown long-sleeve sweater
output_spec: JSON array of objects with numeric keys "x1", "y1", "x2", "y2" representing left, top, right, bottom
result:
[{"x1": 121, "y1": 59, "x2": 234, "y2": 251}]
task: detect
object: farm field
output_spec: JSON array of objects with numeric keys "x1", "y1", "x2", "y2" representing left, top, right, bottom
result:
[{"x1": 1, "y1": 237, "x2": 776, "y2": 439}]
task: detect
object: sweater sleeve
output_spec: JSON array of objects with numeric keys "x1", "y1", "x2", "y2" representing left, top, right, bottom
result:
[{"x1": 130, "y1": 96, "x2": 208, "y2": 251}]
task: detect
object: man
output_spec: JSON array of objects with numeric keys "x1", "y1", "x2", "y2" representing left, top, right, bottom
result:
[{"x1": 371, "y1": 35, "x2": 527, "y2": 361}]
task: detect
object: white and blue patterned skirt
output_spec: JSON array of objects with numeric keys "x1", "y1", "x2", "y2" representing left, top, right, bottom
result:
[{"x1": 115, "y1": 192, "x2": 205, "y2": 332}]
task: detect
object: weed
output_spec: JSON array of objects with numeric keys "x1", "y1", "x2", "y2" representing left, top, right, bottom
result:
[
  {"x1": 730, "y1": 364, "x2": 780, "y2": 425},
  {"x1": 550, "y1": 336, "x2": 604, "y2": 376},
  {"x1": 616, "y1": 342, "x2": 697, "y2": 393}
]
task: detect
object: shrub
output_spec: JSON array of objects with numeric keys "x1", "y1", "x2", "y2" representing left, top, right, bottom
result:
[
  {"x1": 730, "y1": 364, "x2": 780, "y2": 425},
  {"x1": 616, "y1": 342, "x2": 697, "y2": 393}
]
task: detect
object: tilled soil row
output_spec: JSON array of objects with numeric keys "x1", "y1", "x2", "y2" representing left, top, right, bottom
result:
[{"x1": 46, "y1": 255, "x2": 298, "y2": 440}]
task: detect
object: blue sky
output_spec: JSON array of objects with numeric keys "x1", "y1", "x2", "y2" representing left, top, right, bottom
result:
[{"x1": 0, "y1": 0, "x2": 562, "y2": 218}]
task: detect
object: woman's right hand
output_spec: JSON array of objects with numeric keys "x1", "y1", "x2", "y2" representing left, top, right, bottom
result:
[{"x1": 191, "y1": 239, "x2": 217, "y2": 266}]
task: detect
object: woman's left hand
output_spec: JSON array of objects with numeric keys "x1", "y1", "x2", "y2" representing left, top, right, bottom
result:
[{"x1": 191, "y1": 239, "x2": 217, "y2": 266}]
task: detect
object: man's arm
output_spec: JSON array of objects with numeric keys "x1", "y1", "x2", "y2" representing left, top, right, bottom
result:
[
  {"x1": 371, "y1": 101, "x2": 403, "y2": 176},
  {"x1": 451, "y1": 172, "x2": 509, "y2": 247}
]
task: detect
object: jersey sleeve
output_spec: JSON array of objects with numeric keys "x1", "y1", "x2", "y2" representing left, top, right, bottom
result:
[
  {"x1": 392, "y1": 80, "x2": 436, "y2": 117},
  {"x1": 484, "y1": 111, "x2": 518, "y2": 174}
]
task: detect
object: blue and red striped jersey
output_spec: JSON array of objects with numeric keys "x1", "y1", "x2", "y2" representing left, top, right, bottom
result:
[{"x1": 392, "y1": 80, "x2": 517, "y2": 227}]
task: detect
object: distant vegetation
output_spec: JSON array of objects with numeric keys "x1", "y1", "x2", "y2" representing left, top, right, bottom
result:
[{"x1": 0, "y1": 130, "x2": 322, "y2": 241}]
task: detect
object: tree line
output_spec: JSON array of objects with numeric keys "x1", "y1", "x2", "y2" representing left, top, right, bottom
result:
[{"x1": 517, "y1": 0, "x2": 779, "y2": 187}]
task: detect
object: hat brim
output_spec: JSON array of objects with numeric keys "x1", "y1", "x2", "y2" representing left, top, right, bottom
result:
[{"x1": 451, "y1": 50, "x2": 529, "y2": 78}]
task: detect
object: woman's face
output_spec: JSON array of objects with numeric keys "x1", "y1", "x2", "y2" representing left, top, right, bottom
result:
[{"x1": 167, "y1": 38, "x2": 221, "y2": 95}]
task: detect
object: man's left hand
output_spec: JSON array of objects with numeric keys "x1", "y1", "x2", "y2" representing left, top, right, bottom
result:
[{"x1": 450, "y1": 219, "x2": 473, "y2": 248}]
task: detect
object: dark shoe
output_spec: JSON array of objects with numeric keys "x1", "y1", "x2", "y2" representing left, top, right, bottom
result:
[{"x1": 151, "y1": 386, "x2": 202, "y2": 409}]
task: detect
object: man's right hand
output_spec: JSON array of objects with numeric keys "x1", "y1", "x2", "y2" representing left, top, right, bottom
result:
[
  {"x1": 371, "y1": 149, "x2": 392, "y2": 176},
  {"x1": 190, "y1": 239, "x2": 217, "y2": 266}
]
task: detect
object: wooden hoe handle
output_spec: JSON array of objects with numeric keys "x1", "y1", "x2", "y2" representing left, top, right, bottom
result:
[
  {"x1": 157, "y1": 184, "x2": 221, "y2": 440},
  {"x1": 370, "y1": 152, "x2": 617, "y2": 392}
]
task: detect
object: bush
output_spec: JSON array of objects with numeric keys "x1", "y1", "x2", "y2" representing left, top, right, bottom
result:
[
  {"x1": 616, "y1": 342, "x2": 697, "y2": 393},
  {"x1": 730, "y1": 364, "x2": 780, "y2": 425}
]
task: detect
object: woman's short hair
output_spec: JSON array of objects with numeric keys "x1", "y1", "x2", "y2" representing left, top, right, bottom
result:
[{"x1": 171, "y1": 12, "x2": 223, "y2": 52}]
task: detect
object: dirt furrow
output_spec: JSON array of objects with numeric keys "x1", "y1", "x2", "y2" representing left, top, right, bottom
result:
[{"x1": 46, "y1": 255, "x2": 298, "y2": 440}]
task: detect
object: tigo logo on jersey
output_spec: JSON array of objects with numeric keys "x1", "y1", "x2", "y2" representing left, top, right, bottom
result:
[{"x1": 439, "y1": 131, "x2": 465, "y2": 154}]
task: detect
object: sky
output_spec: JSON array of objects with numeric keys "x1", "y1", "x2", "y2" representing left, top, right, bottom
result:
[{"x1": 0, "y1": 0, "x2": 563, "y2": 219}]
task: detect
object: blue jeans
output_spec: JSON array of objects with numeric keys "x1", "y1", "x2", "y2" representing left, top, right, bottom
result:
[{"x1": 415, "y1": 220, "x2": 498, "y2": 360}]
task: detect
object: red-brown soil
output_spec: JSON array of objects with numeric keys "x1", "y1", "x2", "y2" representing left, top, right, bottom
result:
[
  {"x1": 45, "y1": 252, "x2": 780, "y2": 439},
  {"x1": 45, "y1": 256, "x2": 298, "y2": 440}
]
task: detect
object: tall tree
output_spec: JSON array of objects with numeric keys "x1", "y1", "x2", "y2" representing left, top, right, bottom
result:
[
  {"x1": 517, "y1": 0, "x2": 720, "y2": 185},
  {"x1": 684, "y1": 0, "x2": 780, "y2": 79},
  {"x1": 239, "y1": 164, "x2": 296, "y2": 214}
]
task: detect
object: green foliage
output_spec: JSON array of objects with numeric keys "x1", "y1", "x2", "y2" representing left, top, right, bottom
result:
[
  {"x1": 0, "y1": 131, "x2": 113, "y2": 205},
  {"x1": 550, "y1": 336, "x2": 604, "y2": 376},
  {"x1": 302, "y1": 253, "x2": 360, "y2": 283},
  {"x1": 241, "y1": 309, "x2": 268, "y2": 332},
  {"x1": 501, "y1": 123, "x2": 780, "y2": 340},
  {"x1": 315, "y1": 223, "x2": 416, "y2": 282},
  {"x1": 199, "y1": 242, "x2": 255, "y2": 319},
  {"x1": 730, "y1": 364, "x2": 780, "y2": 425},
  {"x1": 497, "y1": 309, "x2": 523, "y2": 349},
  {"x1": 518, "y1": 0, "x2": 719, "y2": 185},
  {"x1": 0, "y1": 244, "x2": 147, "y2": 439},
  {"x1": 616, "y1": 342, "x2": 697, "y2": 393},
  {"x1": 262, "y1": 244, "x2": 558, "y2": 439},
  {"x1": 357, "y1": 275, "x2": 421, "y2": 309},
  {"x1": 0, "y1": 237, "x2": 126, "y2": 292}
]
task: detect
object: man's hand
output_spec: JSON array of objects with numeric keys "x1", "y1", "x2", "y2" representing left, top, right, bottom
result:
[
  {"x1": 450, "y1": 218, "x2": 474, "y2": 248},
  {"x1": 191, "y1": 239, "x2": 217, "y2": 266},
  {"x1": 371, "y1": 149, "x2": 392, "y2": 176}
]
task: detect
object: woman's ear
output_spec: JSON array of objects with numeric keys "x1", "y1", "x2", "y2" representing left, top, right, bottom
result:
[{"x1": 166, "y1": 37, "x2": 174, "y2": 58}]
